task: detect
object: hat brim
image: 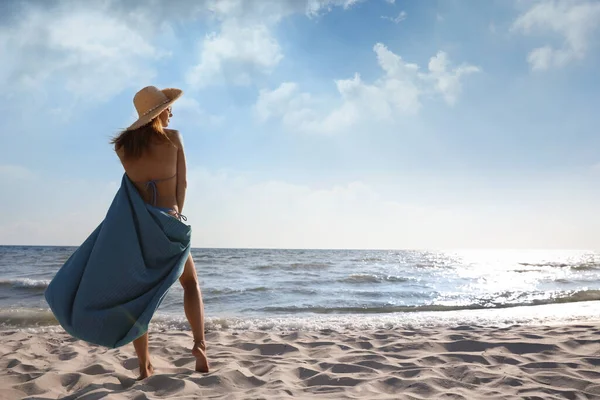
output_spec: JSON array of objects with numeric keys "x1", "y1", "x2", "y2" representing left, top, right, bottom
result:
[{"x1": 125, "y1": 88, "x2": 183, "y2": 131}]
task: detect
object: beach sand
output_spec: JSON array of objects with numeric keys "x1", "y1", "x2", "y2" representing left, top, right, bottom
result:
[{"x1": 1, "y1": 322, "x2": 600, "y2": 399}]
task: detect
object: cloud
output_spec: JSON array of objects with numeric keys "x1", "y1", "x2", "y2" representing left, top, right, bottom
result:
[
  {"x1": 183, "y1": 169, "x2": 439, "y2": 249},
  {"x1": 0, "y1": 165, "x2": 36, "y2": 181},
  {"x1": 0, "y1": 171, "x2": 120, "y2": 246},
  {"x1": 179, "y1": 168, "x2": 600, "y2": 249},
  {"x1": 203, "y1": 0, "x2": 362, "y2": 22},
  {"x1": 512, "y1": 0, "x2": 600, "y2": 70},
  {"x1": 255, "y1": 82, "x2": 332, "y2": 130},
  {"x1": 424, "y1": 51, "x2": 481, "y2": 105},
  {"x1": 0, "y1": 165, "x2": 598, "y2": 249},
  {"x1": 186, "y1": 0, "x2": 365, "y2": 88},
  {"x1": 187, "y1": 21, "x2": 283, "y2": 88},
  {"x1": 256, "y1": 82, "x2": 306, "y2": 122},
  {"x1": 255, "y1": 44, "x2": 479, "y2": 134},
  {"x1": 381, "y1": 11, "x2": 407, "y2": 24},
  {"x1": 210, "y1": 0, "x2": 365, "y2": 30},
  {"x1": 306, "y1": 0, "x2": 365, "y2": 17},
  {"x1": 0, "y1": 2, "x2": 166, "y2": 103},
  {"x1": 1, "y1": 0, "x2": 368, "y2": 101},
  {"x1": 175, "y1": 97, "x2": 225, "y2": 128}
]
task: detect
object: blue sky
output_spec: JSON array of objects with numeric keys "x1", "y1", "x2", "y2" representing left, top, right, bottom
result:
[{"x1": 1, "y1": 0, "x2": 599, "y2": 249}]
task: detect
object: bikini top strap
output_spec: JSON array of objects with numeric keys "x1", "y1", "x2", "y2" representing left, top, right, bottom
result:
[
  {"x1": 139, "y1": 174, "x2": 177, "y2": 206},
  {"x1": 152, "y1": 173, "x2": 177, "y2": 183}
]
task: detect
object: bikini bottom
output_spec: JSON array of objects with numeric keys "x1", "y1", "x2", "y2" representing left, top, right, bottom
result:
[{"x1": 154, "y1": 206, "x2": 187, "y2": 222}]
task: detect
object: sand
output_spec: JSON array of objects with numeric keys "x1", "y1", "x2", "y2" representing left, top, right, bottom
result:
[{"x1": 1, "y1": 322, "x2": 600, "y2": 399}]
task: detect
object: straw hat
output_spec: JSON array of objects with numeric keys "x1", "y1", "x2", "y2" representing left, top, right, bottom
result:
[{"x1": 126, "y1": 86, "x2": 183, "y2": 131}]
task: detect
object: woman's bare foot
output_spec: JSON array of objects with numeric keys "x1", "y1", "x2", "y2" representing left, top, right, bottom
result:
[
  {"x1": 192, "y1": 341, "x2": 209, "y2": 373},
  {"x1": 138, "y1": 362, "x2": 154, "y2": 380}
]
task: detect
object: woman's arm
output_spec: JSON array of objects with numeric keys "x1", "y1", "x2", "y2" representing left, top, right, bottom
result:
[{"x1": 174, "y1": 131, "x2": 187, "y2": 213}]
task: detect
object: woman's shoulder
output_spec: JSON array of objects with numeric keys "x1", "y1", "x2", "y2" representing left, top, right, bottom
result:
[
  {"x1": 164, "y1": 128, "x2": 180, "y2": 136},
  {"x1": 164, "y1": 129, "x2": 183, "y2": 147}
]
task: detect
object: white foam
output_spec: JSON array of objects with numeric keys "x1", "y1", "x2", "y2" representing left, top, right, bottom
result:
[
  {"x1": 3, "y1": 301, "x2": 600, "y2": 334},
  {"x1": 151, "y1": 301, "x2": 600, "y2": 332},
  {"x1": 0, "y1": 278, "x2": 50, "y2": 289}
]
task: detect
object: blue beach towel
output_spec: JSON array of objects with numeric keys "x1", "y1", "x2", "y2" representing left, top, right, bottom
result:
[{"x1": 45, "y1": 174, "x2": 191, "y2": 348}]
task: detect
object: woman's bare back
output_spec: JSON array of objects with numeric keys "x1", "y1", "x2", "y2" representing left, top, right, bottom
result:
[{"x1": 116, "y1": 129, "x2": 186, "y2": 212}]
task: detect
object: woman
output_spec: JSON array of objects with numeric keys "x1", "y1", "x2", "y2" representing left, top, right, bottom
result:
[{"x1": 111, "y1": 86, "x2": 209, "y2": 378}]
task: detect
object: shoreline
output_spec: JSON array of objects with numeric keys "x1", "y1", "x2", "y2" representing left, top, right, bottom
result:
[
  {"x1": 2, "y1": 320, "x2": 600, "y2": 399},
  {"x1": 3, "y1": 300, "x2": 600, "y2": 331}
]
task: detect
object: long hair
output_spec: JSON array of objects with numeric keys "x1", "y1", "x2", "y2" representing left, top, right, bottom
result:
[{"x1": 111, "y1": 117, "x2": 172, "y2": 159}]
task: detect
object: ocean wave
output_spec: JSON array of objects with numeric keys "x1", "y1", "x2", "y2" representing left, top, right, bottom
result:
[
  {"x1": 149, "y1": 301, "x2": 600, "y2": 331},
  {"x1": 206, "y1": 287, "x2": 269, "y2": 295},
  {"x1": 554, "y1": 278, "x2": 572, "y2": 284},
  {"x1": 554, "y1": 277, "x2": 600, "y2": 285},
  {"x1": 254, "y1": 262, "x2": 334, "y2": 271},
  {"x1": 189, "y1": 252, "x2": 214, "y2": 258},
  {"x1": 571, "y1": 263, "x2": 600, "y2": 271},
  {"x1": 0, "y1": 308, "x2": 57, "y2": 327},
  {"x1": 3, "y1": 299, "x2": 600, "y2": 332},
  {"x1": 519, "y1": 262, "x2": 570, "y2": 268},
  {"x1": 0, "y1": 278, "x2": 50, "y2": 290},
  {"x1": 518, "y1": 262, "x2": 600, "y2": 270},
  {"x1": 414, "y1": 263, "x2": 448, "y2": 269},
  {"x1": 350, "y1": 257, "x2": 384, "y2": 262},
  {"x1": 254, "y1": 265, "x2": 275, "y2": 270},
  {"x1": 340, "y1": 274, "x2": 411, "y2": 284},
  {"x1": 292, "y1": 262, "x2": 334, "y2": 268},
  {"x1": 252, "y1": 290, "x2": 600, "y2": 314},
  {"x1": 256, "y1": 305, "x2": 483, "y2": 314}
]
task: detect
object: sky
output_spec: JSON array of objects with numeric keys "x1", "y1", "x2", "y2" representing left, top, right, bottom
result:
[{"x1": 0, "y1": 0, "x2": 599, "y2": 249}]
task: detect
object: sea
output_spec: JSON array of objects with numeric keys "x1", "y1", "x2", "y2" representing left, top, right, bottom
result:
[{"x1": 1, "y1": 246, "x2": 599, "y2": 332}]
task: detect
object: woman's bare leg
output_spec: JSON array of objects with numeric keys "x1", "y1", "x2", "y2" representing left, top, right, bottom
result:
[
  {"x1": 179, "y1": 253, "x2": 209, "y2": 372},
  {"x1": 133, "y1": 332, "x2": 154, "y2": 379}
]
